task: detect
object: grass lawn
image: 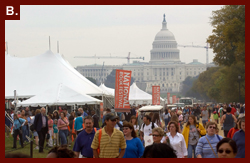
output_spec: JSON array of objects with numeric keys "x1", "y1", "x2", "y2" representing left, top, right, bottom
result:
[{"x1": 5, "y1": 133, "x2": 75, "y2": 158}]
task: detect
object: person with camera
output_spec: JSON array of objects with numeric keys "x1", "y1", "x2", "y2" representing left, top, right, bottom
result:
[
  {"x1": 182, "y1": 115, "x2": 206, "y2": 158},
  {"x1": 12, "y1": 113, "x2": 26, "y2": 149}
]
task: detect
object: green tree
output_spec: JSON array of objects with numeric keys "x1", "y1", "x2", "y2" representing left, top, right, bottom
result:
[{"x1": 207, "y1": 5, "x2": 245, "y2": 67}]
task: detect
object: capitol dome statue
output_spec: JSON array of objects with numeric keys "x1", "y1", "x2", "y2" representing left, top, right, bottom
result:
[{"x1": 150, "y1": 14, "x2": 180, "y2": 64}]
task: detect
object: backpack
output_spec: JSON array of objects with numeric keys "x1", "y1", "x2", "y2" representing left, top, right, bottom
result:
[{"x1": 142, "y1": 122, "x2": 155, "y2": 130}]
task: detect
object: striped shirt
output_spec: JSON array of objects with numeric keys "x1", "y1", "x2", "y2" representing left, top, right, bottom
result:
[
  {"x1": 91, "y1": 127, "x2": 126, "y2": 158},
  {"x1": 195, "y1": 134, "x2": 223, "y2": 158}
]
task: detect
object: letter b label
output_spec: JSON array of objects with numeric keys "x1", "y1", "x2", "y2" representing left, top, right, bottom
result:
[{"x1": 6, "y1": 6, "x2": 14, "y2": 15}]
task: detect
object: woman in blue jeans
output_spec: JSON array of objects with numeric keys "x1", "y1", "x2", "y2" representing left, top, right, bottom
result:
[
  {"x1": 57, "y1": 112, "x2": 69, "y2": 145},
  {"x1": 182, "y1": 115, "x2": 206, "y2": 158}
]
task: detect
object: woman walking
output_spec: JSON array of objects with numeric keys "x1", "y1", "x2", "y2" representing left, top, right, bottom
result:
[
  {"x1": 122, "y1": 122, "x2": 144, "y2": 158},
  {"x1": 195, "y1": 122, "x2": 223, "y2": 158},
  {"x1": 68, "y1": 111, "x2": 76, "y2": 147},
  {"x1": 166, "y1": 121, "x2": 188, "y2": 158},
  {"x1": 220, "y1": 107, "x2": 237, "y2": 137},
  {"x1": 217, "y1": 138, "x2": 237, "y2": 158},
  {"x1": 130, "y1": 115, "x2": 139, "y2": 135},
  {"x1": 169, "y1": 115, "x2": 181, "y2": 133},
  {"x1": 182, "y1": 115, "x2": 206, "y2": 158},
  {"x1": 47, "y1": 114, "x2": 54, "y2": 147},
  {"x1": 57, "y1": 112, "x2": 69, "y2": 145},
  {"x1": 227, "y1": 119, "x2": 239, "y2": 139},
  {"x1": 151, "y1": 127, "x2": 165, "y2": 144},
  {"x1": 12, "y1": 114, "x2": 26, "y2": 149}
]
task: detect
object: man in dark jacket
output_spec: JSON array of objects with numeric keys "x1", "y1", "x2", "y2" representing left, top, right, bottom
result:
[
  {"x1": 34, "y1": 107, "x2": 48, "y2": 153},
  {"x1": 91, "y1": 110, "x2": 99, "y2": 128}
]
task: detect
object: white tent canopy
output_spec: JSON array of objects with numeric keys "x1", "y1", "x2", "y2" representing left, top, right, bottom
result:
[
  {"x1": 99, "y1": 83, "x2": 115, "y2": 96},
  {"x1": 17, "y1": 83, "x2": 102, "y2": 107},
  {"x1": 5, "y1": 51, "x2": 107, "y2": 99},
  {"x1": 129, "y1": 82, "x2": 164, "y2": 105}
]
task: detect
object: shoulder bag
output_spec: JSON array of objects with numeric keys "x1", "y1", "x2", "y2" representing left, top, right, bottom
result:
[
  {"x1": 17, "y1": 119, "x2": 23, "y2": 134},
  {"x1": 205, "y1": 136, "x2": 218, "y2": 158},
  {"x1": 197, "y1": 123, "x2": 206, "y2": 137}
]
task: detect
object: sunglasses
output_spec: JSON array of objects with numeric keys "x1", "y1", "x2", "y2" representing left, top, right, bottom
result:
[
  {"x1": 111, "y1": 119, "x2": 117, "y2": 122},
  {"x1": 218, "y1": 149, "x2": 232, "y2": 154},
  {"x1": 152, "y1": 134, "x2": 160, "y2": 137},
  {"x1": 209, "y1": 126, "x2": 216, "y2": 129}
]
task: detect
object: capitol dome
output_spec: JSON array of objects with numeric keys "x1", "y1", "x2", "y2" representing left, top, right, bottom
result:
[
  {"x1": 154, "y1": 28, "x2": 175, "y2": 41},
  {"x1": 150, "y1": 14, "x2": 180, "y2": 64}
]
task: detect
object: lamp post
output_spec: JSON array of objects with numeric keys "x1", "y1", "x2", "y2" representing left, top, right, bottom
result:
[{"x1": 238, "y1": 75, "x2": 241, "y2": 103}]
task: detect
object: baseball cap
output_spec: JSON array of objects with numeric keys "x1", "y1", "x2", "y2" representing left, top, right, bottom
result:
[{"x1": 105, "y1": 113, "x2": 118, "y2": 121}]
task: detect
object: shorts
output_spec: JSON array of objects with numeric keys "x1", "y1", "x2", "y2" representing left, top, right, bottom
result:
[
  {"x1": 202, "y1": 120, "x2": 208, "y2": 124},
  {"x1": 33, "y1": 131, "x2": 38, "y2": 137}
]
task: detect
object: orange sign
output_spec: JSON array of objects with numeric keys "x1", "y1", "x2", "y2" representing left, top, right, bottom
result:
[
  {"x1": 167, "y1": 92, "x2": 170, "y2": 104},
  {"x1": 115, "y1": 69, "x2": 132, "y2": 112},
  {"x1": 152, "y1": 86, "x2": 160, "y2": 105},
  {"x1": 100, "y1": 103, "x2": 104, "y2": 118},
  {"x1": 172, "y1": 95, "x2": 176, "y2": 104}
]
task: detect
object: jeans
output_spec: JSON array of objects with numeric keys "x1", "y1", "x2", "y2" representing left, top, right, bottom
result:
[
  {"x1": 13, "y1": 129, "x2": 23, "y2": 148},
  {"x1": 187, "y1": 144, "x2": 197, "y2": 158},
  {"x1": 164, "y1": 118, "x2": 169, "y2": 127},
  {"x1": 59, "y1": 129, "x2": 68, "y2": 145},
  {"x1": 20, "y1": 125, "x2": 28, "y2": 145}
]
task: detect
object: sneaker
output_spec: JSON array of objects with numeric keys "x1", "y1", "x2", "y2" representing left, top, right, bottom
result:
[{"x1": 34, "y1": 146, "x2": 39, "y2": 150}]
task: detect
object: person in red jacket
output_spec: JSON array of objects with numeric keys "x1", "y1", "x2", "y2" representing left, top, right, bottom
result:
[
  {"x1": 230, "y1": 105, "x2": 237, "y2": 116},
  {"x1": 227, "y1": 119, "x2": 240, "y2": 139}
]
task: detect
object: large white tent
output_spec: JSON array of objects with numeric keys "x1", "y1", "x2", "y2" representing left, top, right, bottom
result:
[
  {"x1": 99, "y1": 83, "x2": 115, "y2": 96},
  {"x1": 17, "y1": 83, "x2": 102, "y2": 107},
  {"x1": 5, "y1": 50, "x2": 107, "y2": 99}
]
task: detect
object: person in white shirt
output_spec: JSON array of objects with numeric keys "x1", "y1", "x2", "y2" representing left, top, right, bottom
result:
[
  {"x1": 166, "y1": 121, "x2": 187, "y2": 158},
  {"x1": 140, "y1": 115, "x2": 158, "y2": 141}
]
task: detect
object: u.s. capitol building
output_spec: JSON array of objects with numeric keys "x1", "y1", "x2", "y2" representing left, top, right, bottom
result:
[{"x1": 76, "y1": 15, "x2": 215, "y2": 93}]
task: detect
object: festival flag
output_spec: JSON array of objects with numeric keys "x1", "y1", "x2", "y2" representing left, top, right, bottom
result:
[
  {"x1": 152, "y1": 86, "x2": 160, "y2": 105},
  {"x1": 167, "y1": 92, "x2": 170, "y2": 104},
  {"x1": 114, "y1": 69, "x2": 132, "y2": 112},
  {"x1": 100, "y1": 103, "x2": 104, "y2": 118},
  {"x1": 172, "y1": 95, "x2": 176, "y2": 104}
]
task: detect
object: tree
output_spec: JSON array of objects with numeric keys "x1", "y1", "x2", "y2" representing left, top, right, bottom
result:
[
  {"x1": 207, "y1": 5, "x2": 245, "y2": 67},
  {"x1": 180, "y1": 76, "x2": 198, "y2": 96},
  {"x1": 86, "y1": 77, "x2": 97, "y2": 85}
]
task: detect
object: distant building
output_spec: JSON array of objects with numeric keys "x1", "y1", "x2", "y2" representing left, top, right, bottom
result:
[{"x1": 76, "y1": 14, "x2": 216, "y2": 93}]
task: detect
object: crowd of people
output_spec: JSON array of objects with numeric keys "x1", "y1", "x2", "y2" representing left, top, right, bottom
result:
[{"x1": 5, "y1": 102, "x2": 245, "y2": 158}]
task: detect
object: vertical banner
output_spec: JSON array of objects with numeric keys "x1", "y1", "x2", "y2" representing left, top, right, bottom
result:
[
  {"x1": 172, "y1": 95, "x2": 176, "y2": 104},
  {"x1": 152, "y1": 86, "x2": 160, "y2": 105},
  {"x1": 100, "y1": 103, "x2": 104, "y2": 119},
  {"x1": 115, "y1": 69, "x2": 132, "y2": 112},
  {"x1": 167, "y1": 92, "x2": 170, "y2": 104}
]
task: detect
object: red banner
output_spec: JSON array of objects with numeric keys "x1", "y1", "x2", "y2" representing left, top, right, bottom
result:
[
  {"x1": 100, "y1": 103, "x2": 104, "y2": 118},
  {"x1": 167, "y1": 92, "x2": 170, "y2": 104},
  {"x1": 152, "y1": 86, "x2": 160, "y2": 105},
  {"x1": 172, "y1": 95, "x2": 176, "y2": 104},
  {"x1": 115, "y1": 69, "x2": 132, "y2": 112}
]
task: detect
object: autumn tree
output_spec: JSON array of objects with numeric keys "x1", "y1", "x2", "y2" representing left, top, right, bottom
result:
[{"x1": 207, "y1": 5, "x2": 245, "y2": 67}]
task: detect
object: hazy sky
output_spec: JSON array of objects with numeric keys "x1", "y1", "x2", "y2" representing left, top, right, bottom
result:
[{"x1": 5, "y1": 5, "x2": 224, "y2": 67}]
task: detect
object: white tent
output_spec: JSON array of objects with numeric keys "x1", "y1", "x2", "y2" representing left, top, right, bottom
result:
[
  {"x1": 99, "y1": 83, "x2": 115, "y2": 96},
  {"x1": 129, "y1": 82, "x2": 165, "y2": 105},
  {"x1": 5, "y1": 51, "x2": 107, "y2": 99},
  {"x1": 17, "y1": 83, "x2": 102, "y2": 107}
]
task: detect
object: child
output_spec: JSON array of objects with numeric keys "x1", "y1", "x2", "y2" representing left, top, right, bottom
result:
[
  {"x1": 213, "y1": 111, "x2": 218, "y2": 124},
  {"x1": 53, "y1": 119, "x2": 59, "y2": 146},
  {"x1": 47, "y1": 114, "x2": 54, "y2": 147}
]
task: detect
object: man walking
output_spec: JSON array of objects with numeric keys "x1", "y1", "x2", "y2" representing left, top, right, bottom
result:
[
  {"x1": 34, "y1": 107, "x2": 48, "y2": 153},
  {"x1": 91, "y1": 110, "x2": 99, "y2": 128},
  {"x1": 140, "y1": 115, "x2": 158, "y2": 143},
  {"x1": 73, "y1": 116, "x2": 99, "y2": 158},
  {"x1": 91, "y1": 113, "x2": 126, "y2": 158},
  {"x1": 78, "y1": 108, "x2": 88, "y2": 118}
]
